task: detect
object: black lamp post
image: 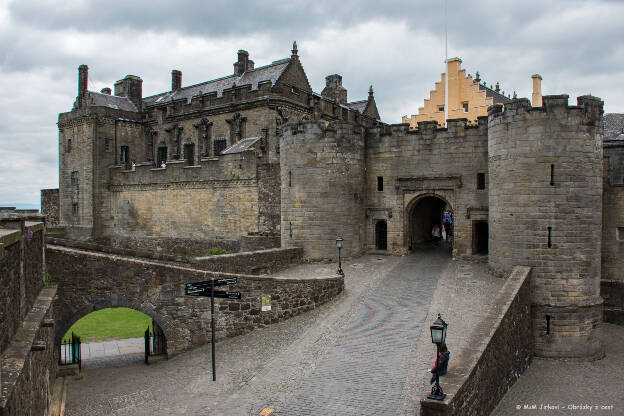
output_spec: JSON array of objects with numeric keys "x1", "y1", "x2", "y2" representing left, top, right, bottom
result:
[
  {"x1": 336, "y1": 236, "x2": 344, "y2": 276},
  {"x1": 428, "y1": 313, "x2": 448, "y2": 401}
]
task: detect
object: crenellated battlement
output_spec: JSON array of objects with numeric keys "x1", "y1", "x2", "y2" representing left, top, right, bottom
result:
[{"x1": 488, "y1": 94, "x2": 604, "y2": 127}]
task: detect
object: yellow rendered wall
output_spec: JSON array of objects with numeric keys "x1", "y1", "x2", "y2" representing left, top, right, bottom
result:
[{"x1": 402, "y1": 58, "x2": 494, "y2": 128}]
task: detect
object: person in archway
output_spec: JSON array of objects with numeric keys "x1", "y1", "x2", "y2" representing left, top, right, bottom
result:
[{"x1": 431, "y1": 223, "x2": 441, "y2": 246}]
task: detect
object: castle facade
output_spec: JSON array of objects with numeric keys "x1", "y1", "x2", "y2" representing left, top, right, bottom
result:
[{"x1": 51, "y1": 44, "x2": 624, "y2": 359}]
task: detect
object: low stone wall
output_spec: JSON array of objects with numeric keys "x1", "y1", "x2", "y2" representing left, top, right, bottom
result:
[
  {"x1": 420, "y1": 266, "x2": 532, "y2": 416},
  {"x1": 47, "y1": 237, "x2": 302, "y2": 275},
  {"x1": 106, "y1": 235, "x2": 240, "y2": 257},
  {"x1": 191, "y1": 247, "x2": 302, "y2": 275},
  {"x1": 0, "y1": 286, "x2": 56, "y2": 416},
  {"x1": 602, "y1": 280, "x2": 624, "y2": 324},
  {"x1": 46, "y1": 245, "x2": 342, "y2": 356}
]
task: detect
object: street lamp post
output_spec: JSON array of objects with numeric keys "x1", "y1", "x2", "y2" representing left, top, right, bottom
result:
[
  {"x1": 428, "y1": 313, "x2": 448, "y2": 401},
  {"x1": 336, "y1": 236, "x2": 344, "y2": 276}
]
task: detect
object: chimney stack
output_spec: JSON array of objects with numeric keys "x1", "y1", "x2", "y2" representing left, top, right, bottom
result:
[
  {"x1": 78, "y1": 64, "x2": 88, "y2": 97},
  {"x1": 100, "y1": 87, "x2": 111, "y2": 95},
  {"x1": 532, "y1": 74, "x2": 543, "y2": 107},
  {"x1": 114, "y1": 75, "x2": 143, "y2": 111},
  {"x1": 234, "y1": 50, "x2": 249, "y2": 76},
  {"x1": 171, "y1": 69, "x2": 182, "y2": 91},
  {"x1": 321, "y1": 74, "x2": 348, "y2": 105}
]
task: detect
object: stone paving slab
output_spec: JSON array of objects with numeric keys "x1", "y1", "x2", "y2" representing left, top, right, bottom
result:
[{"x1": 64, "y1": 248, "x2": 504, "y2": 416}]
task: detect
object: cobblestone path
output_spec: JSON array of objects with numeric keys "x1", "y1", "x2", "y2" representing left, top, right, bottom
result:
[{"x1": 271, "y1": 247, "x2": 445, "y2": 415}]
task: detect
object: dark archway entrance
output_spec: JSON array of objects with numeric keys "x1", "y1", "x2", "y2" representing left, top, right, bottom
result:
[
  {"x1": 375, "y1": 220, "x2": 387, "y2": 250},
  {"x1": 472, "y1": 221, "x2": 488, "y2": 254},
  {"x1": 408, "y1": 195, "x2": 451, "y2": 249}
]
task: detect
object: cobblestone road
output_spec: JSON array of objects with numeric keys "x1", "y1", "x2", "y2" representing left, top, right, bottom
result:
[{"x1": 64, "y1": 246, "x2": 504, "y2": 416}]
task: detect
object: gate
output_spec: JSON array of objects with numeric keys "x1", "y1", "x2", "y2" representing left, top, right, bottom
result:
[
  {"x1": 59, "y1": 332, "x2": 81, "y2": 370},
  {"x1": 144, "y1": 323, "x2": 167, "y2": 364}
]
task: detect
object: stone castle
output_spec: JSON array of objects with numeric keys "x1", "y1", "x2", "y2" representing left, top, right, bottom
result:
[{"x1": 46, "y1": 43, "x2": 624, "y2": 361}]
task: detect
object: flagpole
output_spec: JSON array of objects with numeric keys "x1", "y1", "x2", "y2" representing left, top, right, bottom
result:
[{"x1": 444, "y1": 0, "x2": 448, "y2": 127}]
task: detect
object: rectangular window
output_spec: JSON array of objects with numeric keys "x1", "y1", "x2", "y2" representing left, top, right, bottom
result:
[
  {"x1": 377, "y1": 176, "x2": 383, "y2": 191},
  {"x1": 438, "y1": 105, "x2": 445, "y2": 112},
  {"x1": 66, "y1": 139, "x2": 72, "y2": 153},
  {"x1": 477, "y1": 173, "x2": 486, "y2": 190},
  {"x1": 617, "y1": 227, "x2": 624, "y2": 241},
  {"x1": 120, "y1": 145, "x2": 129, "y2": 163},
  {"x1": 72, "y1": 202, "x2": 78, "y2": 217},
  {"x1": 213, "y1": 138, "x2": 227, "y2": 155},
  {"x1": 105, "y1": 138, "x2": 112, "y2": 152},
  {"x1": 70, "y1": 171, "x2": 79, "y2": 186},
  {"x1": 462, "y1": 102, "x2": 469, "y2": 112}
]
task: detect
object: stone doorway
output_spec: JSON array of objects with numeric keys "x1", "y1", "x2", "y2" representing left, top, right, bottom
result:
[
  {"x1": 183, "y1": 143, "x2": 195, "y2": 166},
  {"x1": 375, "y1": 220, "x2": 388, "y2": 250},
  {"x1": 472, "y1": 220, "x2": 488, "y2": 254},
  {"x1": 408, "y1": 195, "x2": 451, "y2": 250},
  {"x1": 157, "y1": 146, "x2": 167, "y2": 167}
]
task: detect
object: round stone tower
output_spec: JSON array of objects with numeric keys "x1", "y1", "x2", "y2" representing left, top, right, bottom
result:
[
  {"x1": 488, "y1": 95, "x2": 604, "y2": 359},
  {"x1": 280, "y1": 120, "x2": 366, "y2": 260}
]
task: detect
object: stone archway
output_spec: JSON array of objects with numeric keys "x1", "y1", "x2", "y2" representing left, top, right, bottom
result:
[
  {"x1": 405, "y1": 193, "x2": 453, "y2": 250},
  {"x1": 54, "y1": 292, "x2": 172, "y2": 352}
]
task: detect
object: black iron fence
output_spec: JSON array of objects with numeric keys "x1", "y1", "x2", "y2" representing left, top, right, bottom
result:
[
  {"x1": 144, "y1": 325, "x2": 166, "y2": 364},
  {"x1": 59, "y1": 332, "x2": 81, "y2": 370}
]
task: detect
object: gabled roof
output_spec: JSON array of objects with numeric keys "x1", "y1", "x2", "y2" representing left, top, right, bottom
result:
[
  {"x1": 479, "y1": 84, "x2": 512, "y2": 105},
  {"x1": 346, "y1": 100, "x2": 367, "y2": 114},
  {"x1": 85, "y1": 91, "x2": 138, "y2": 112},
  {"x1": 143, "y1": 59, "x2": 291, "y2": 107}
]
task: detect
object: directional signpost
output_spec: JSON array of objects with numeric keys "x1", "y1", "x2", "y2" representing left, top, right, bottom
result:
[{"x1": 185, "y1": 277, "x2": 241, "y2": 381}]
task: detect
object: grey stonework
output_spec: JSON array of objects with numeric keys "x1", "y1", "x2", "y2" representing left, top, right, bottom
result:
[
  {"x1": 488, "y1": 96, "x2": 605, "y2": 359},
  {"x1": 40, "y1": 188, "x2": 59, "y2": 227},
  {"x1": 46, "y1": 244, "x2": 343, "y2": 356},
  {"x1": 49, "y1": 43, "x2": 624, "y2": 360}
]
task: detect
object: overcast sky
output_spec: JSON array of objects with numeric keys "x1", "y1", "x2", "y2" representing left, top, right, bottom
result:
[{"x1": 1, "y1": 0, "x2": 623, "y2": 207}]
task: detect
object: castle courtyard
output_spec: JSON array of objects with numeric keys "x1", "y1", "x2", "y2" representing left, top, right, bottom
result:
[{"x1": 64, "y1": 247, "x2": 505, "y2": 415}]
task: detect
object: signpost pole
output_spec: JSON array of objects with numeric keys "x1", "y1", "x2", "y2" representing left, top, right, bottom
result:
[{"x1": 211, "y1": 279, "x2": 216, "y2": 381}]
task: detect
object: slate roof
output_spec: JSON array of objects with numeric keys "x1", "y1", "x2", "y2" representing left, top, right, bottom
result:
[
  {"x1": 143, "y1": 59, "x2": 291, "y2": 107},
  {"x1": 604, "y1": 113, "x2": 624, "y2": 141},
  {"x1": 221, "y1": 137, "x2": 261, "y2": 154},
  {"x1": 479, "y1": 84, "x2": 512, "y2": 105},
  {"x1": 85, "y1": 91, "x2": 138, "y2": 112},
  {"x1": 346, "y1": 100, "x2": 368, "y2": 114}
]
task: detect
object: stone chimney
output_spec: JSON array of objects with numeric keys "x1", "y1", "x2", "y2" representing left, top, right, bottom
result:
[
  {"x1": 114, "y1": 75, "x2": 143, "y2": 111},
  {"x1": 532, "y1": 74, "x2": 543, "y2": 107},
  {"x1": 321, "y1": 74, "x2": 347, "y2": 105},
  {"x1": 171, "y1": 70, "x2": 182, "y2": 91},
  {"x1": 234, "y1": 50, "x2": 253, "y2": 76},
  {"x1": 495, "y1": 82, "x2": 500, "y2": 93},
  {"x1": 100, "y1": 87, "x2": 111, "y2": 95},
  {"x1": 78, "y1": 64, "x2": 88, "y2": 97}
]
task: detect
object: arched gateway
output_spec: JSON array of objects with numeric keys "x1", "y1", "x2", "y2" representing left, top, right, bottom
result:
[{"x1": 405, "y1": 194, "x2": 453, "y2": 251}]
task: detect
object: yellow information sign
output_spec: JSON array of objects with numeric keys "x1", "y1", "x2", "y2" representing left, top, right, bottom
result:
[{"x1": 261, "y1": 295, "x2": 271, "y2": 311}]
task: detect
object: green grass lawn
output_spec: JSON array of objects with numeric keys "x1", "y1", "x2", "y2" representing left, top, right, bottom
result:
[{"x1": 64, "y1": 307, "x2": 153, "y2": 342}]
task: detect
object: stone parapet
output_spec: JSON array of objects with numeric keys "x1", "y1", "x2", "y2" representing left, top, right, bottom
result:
[
  {"x1": 46, "y1": 245, "x2": 342, "y2": 356},
  {"x1": 420, "y1": 266, "x2": 532, "y2": 416},
  {"x1": 0, "y1": 284, "x2": 56, "y2": 416},
  {"x1": 191, "y1": 246, "x2": 302, "y2": 275}
]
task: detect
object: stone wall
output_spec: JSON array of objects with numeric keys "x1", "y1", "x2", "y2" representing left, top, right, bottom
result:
[
  {"x1": 46, "y1": 245, "x2": 343, "y2": 356},
  {"x1": 0, "y1": 221, "x2": 45, "y2": 352},
  {"x1": 366, "y1": 118, "x2": 489, "y2": 256},
  {"x1": 488, "y1": 96, "x2": 604, "y2": 359},
  {"x1": 281, "y1": 121, "x2": 367, "y2": 260},
  {"x1": 0, "y1": 288, "x2": 56, "y2": 416},
  {"x1": 0, "y1": 221, "x2": 55, "y2": 416},
  {"x1": 602, "y1": 140, "x2": 624, "y2": 283},
  {"x1": 191, "y1": 247, "x2": 303, "y2": 275},
  {"x1": 40, "y1": 188, "x2": 59, "y2": 227},
  {"x1": 106, "y1": 235, "x2": 240, "y2": 257},
  {"x1": 420, "y1": 266, "x2": 532, "y2": 416}
]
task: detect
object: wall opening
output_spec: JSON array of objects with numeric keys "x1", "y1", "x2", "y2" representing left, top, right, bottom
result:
[
  {"x1": 408, "y1": 195, "x2": 450, "y2": 250},
  {"x1": 477, "y1": 173, "x2": 486, "y2": 190},
  {"x1": 375, "y1": 220, "x2": 387, "y2": 250},
  {"x1": 157, "y1": 146, "x2": 167, "y2": 167},
  {"x1": 377, "y1": 176, "x2": 384, "y2": 191},
  {"x1": 472, "y1": 220, "x2": 488, "y2": 254},
  {"x1": 183, "y1": 143, "x2": 195, "y2": 166}
]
